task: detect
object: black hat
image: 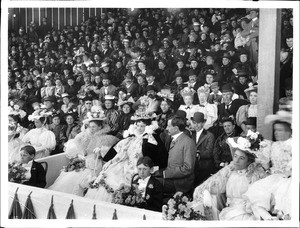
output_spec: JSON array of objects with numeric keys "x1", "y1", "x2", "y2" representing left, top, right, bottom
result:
[
  {"x1": 188, "y1": 69, "x2": 197, "y2": 77},
  {"x1": 221, "y1": 84, "x2": 234, "y2": 93},
  {"x1": 222, "y1": 52, "x2": 231, "y2": 59},
  {"x1": 191, "y1": 112, "x2": 206, "y2": 123},
  {"x1": 145, "y1": 85, "x2": 157, "y2": 93},
  {"x1": 145, "y1": 70, "x2": 155, "y2": 77},
  {"x1": 175, "y1": 110, "x2": 187, "y2": 120},
  {"x1": 102, "y1": 73, "x2": 111, "y2": 80},
  {"x1": 43, "y1": 96, "x2": 56, "y2": 103},
  {"x1": 83, "y1": 96, "x2": 93, "y2": 102}
]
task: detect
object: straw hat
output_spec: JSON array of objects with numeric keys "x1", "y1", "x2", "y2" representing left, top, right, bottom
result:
[
  {"x1": 82, "y1": 106, "x2": 106, "y2": 125},
  {"x1": 264, "y1": 110, "x2": 292, "y2": 125}
]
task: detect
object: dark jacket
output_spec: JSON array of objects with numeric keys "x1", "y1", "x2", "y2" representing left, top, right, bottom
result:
[
  {"x1": 132, "y1": 175, "x2": 163, "y2": 212},
  {"x1": 23, "y1": 161, "x2": 46, "y2": 188},
  {"x1": 192, "y1": 129, "x2": 216, "y2": 186}
]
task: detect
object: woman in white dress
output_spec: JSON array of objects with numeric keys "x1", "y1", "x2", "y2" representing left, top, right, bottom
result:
[
  {"x1": 197, "y1": 86, "x2": 218, "y2": 130},
  {"x1": 236, "y1": 85, "x2": 258, "y2": 136},
  {"x1": 22, "y1": 109, "x2": 56, "y2": 159},
  {"x1": 193, "y1": 131, "x2": 271, "y2": 220},
  {"x1": 8, "y1": 119, "x2": 24, "y2": 163},
  {"x1": 48, "y1": 108, "x2": 119, "y2": 196},
  {"x1": 243, "y1": 110, "x2": 292, "y2": 220},
  {"x1": 84, "y1": 113, "x2": 164, "y2": 202}
]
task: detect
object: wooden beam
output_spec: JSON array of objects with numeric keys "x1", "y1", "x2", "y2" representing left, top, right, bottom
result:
[{"x1": 257, "y1": 8, "x2": 282, "y2": 140}]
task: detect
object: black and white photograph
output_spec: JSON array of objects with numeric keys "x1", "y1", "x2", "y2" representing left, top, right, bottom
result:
[{"x1": 1, "y1": 1, "x2": 299, "y2": 227}]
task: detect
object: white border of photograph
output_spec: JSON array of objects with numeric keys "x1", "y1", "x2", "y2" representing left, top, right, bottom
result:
[{"x1": 1, "y1": 0, "x2": 299, "y2": 227}]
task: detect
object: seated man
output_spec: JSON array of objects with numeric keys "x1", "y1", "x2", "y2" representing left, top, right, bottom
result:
[
  {"x1": 20, "y1": 145, "x2": 46, "y2": 188},
  {"x1": 156, "y1": 116, "x2": 197, "y2": 197},
  {"x1": 213, "y1": 117, "x2": 239, "y2": 171}
]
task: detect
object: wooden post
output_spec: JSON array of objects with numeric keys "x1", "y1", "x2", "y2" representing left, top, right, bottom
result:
[{"x1": 257, "y1": 9, "x2": 281, "y2": 140}]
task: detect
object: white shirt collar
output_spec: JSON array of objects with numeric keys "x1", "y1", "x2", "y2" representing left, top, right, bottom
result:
[
  {"x1": 22, "y1": 160, "x2": 33, "y2": 169},
  {"x1": 172, "y1": 132, "x2": 183, "y2": 141},
  {"x1": 252, "y1": 17, "x2": 258, "y2": 22}
]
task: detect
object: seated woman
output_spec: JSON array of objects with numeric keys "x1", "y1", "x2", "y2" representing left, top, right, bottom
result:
[
  {"x1": 22, "y1": 109, "x2": 56, "y2": 159},
  {"x1": 20, "y1": 145, "x2": 46, "y2": 188},
  {"x1": 132, "y1": 156, "x2": 163, "y2": 212},
  {"x1": 244, "y1": 110, "x2": 292, "y2": 220},
  {"x1": 47, "y1": 107, "x2": 119, "y2": 196},
  {"x1": 193, "y1": 131, "x2": 271, "y2": 220},
  {"x1": 8, "y1": 115, "x2": 25, "y2": 163},
  {"x1": 236, "y1": 85, "x2": 258, "y2": 136},
  {"x1": 84, "y1": 111, "x2": 168, "y2": 202}
]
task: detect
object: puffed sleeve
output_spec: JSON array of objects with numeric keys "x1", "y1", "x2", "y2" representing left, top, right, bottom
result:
[
  {"x1": 235, "y1": 105, "x2": 248, "y2": 127},
  {"x1": 204, "y1": 103, "x2": 218, "y2": 130},
  {"x1": 193, "y1": 163, "x2": 233, "y2": 203},
  {"x1": 35, "y1": 130, "x2": 56, "y2": 151},
  {"x1": 64, "y1": 131, "x2": 87, "y2": 159}
]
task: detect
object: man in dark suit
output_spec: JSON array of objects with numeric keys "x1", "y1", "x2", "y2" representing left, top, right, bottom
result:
[
  {"x1": 190, "y1": 112, "x2": 216, "y2": 187},
  {"x1": 156, "y1": 116, "x2": 196, "y2": 196},
  {"x1": 20, "y1": 145, "x2": 46, "y2": 188}
]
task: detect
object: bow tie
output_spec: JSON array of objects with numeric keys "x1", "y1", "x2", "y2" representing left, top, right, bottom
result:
[
  {"x1": 199, "y1": 104, "x2": 205, "y2": 107},
  {"x1": 138, "y1": 178, "x2": 148, "y2": 189},
  {"x1": 185, "y1": 106, "x2": 191, "y2": 110}
]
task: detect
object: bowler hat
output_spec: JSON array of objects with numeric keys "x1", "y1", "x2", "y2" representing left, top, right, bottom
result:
[
  {"x1": 175, "y1": 110, "x2": 187, "y2": 120},
  {"x1": 191, "y1": 112, "x2": 206, "y2": 123},
  {"x1": 102, "y1": 73, "x2": 111, "y2": 80},
  {"x1": 221, "y1": 84, "x2": 233, "y2": 93}
]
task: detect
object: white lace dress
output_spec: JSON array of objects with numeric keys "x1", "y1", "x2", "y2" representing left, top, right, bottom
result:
[
  {"x1": 193, "y1": 162, "x2": 268, "y2": 220},
  {"x1": 8, "y1": 138, "x2": 24, "y2": 163},
  {"x1": 244, "y1": 138, "x2": 292, "y2": 216},
  {"x1": 22, "y1": 127, "x2": 56, "y2": 159},
  {"x1": 47, "y1": 127, "x2": 119, "y2": 196},
  {"x1": 85, "y1": 134, "x2": 148, "y2": 202}
]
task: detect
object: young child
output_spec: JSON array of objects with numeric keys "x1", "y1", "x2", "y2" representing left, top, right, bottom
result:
[
  {"x1": 132, "y1": 156, "x2": 163, "y2": 212},
  {"x1": 20, "y1": 145, "x2": 46, "y2": 188}
]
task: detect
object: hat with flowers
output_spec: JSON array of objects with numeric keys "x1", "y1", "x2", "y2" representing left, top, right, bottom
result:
[{"x1": 83, "y1": 106, "x2": 106, "y2": 124}]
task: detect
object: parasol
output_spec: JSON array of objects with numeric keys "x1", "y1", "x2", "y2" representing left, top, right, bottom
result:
[
  {"x1": 8, "y1": 187, "x2": 22, "y2": 219},
  {"x1": 65, "y1": 199, "x2": 76, "y2": 219},
  {"x1": 92, "y1": 204, "x2": 97, "y2": 219},
  {"x1": 22, "y1": 191, "x2": 36, "y2": 219},
  {"x1": 47, "y1": 195, "x2": 57, "y2": 219},
  {"x1": 112, "y1": 209, "x2": 118, "y2": 220}
]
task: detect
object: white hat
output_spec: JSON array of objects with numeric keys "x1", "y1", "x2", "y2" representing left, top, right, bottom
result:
[{"x1": 265, "y1": 110, "x2": 292, "y2": 125}]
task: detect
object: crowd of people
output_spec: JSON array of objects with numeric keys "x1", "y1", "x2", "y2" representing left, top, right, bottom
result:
[{"x1": 8, "y1": 8, "x2": 293, "y2": 219}]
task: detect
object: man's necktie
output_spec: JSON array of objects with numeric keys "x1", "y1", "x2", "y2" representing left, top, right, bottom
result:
[{"x1": 170, "y1": 137, "x2": 175, "y2": 148}]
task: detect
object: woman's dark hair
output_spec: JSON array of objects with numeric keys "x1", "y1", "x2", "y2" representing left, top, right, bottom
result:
[
  {"x1": 39, "y1": 117, "x2": 50, "y2": 125},
  {"x1": 9, "y1": 114, "x2": 21, "y2": 123},
  {"x1": 21, "y1": 145, "x2": 36, "y2": 156},
  {"x1": 89, "y1": 119, "x2": 103, "y2": 127},
  {"x1": 137, "y1": 156, "x2": 154, "y2": 168},
  {"x1": 273, "y1": 120, "x2": 292, "y2": 133},
  {"x1": 246, "y1": 153, "x2": 256, "y2": 165},
  {"x1": 171, "y1": 116, "x2": 186, "y2": 131},
  {"x1": 135, "y1": 118, "x2": 152, "y2": 126}
]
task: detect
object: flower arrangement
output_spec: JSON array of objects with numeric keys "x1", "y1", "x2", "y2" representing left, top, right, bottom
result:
[
  {"x1": 246, "y1": 130, "x2": 264, "y2": 151},
  {"x1": 89, "y1": 173, "x2": 114, "y2": 193},
  {"x1": 64, "y1": 155, "x2": 86, "y2": 172},
  {"x1": 112, "y1": 184, "x2": 146, "y2": 208},
  {"x1": 8, "y1": 162, "x2": 27, "y2": 183},
  {"x1": 8, "y1": 104, "x2": 27, "y2": 119},
  {"x1": 162, "y1": 192, "x2": 207, "y2": 220}
]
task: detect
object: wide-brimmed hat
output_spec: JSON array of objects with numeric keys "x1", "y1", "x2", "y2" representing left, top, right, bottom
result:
[
  {"x1": 100, "y1": 61, "x2": 109, "y2": 68},
  {"x1": 157, "y1": 88, "x2": 174, "y2": 101},
  {"x1": 264, "y1": 110, "x2": 292, "y2": 125},
  {"x1": 244, "y1": 85, "x2": 258, "y2": 100},
  {"x1": 82, "y1": 106, "x2": 106, "y2": 125},
  {"x1": 131, "y1": 111, "x2": 157, "y2": 121},
  {"x1": 227, "y1": 130, "x2": 266, "y2": 158},
  {"x1": 61, "y1": 93, "x2": 70, "y2": 99},
  {"x1": 28, "y1": 109, "x2": 53, "y2": 122},
  {"x1": 180, "y1": 87, "x2": 196, "y2": 98},
  {"x1": 104, "y1": 95, "x2": 116, "y2": 101}
]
